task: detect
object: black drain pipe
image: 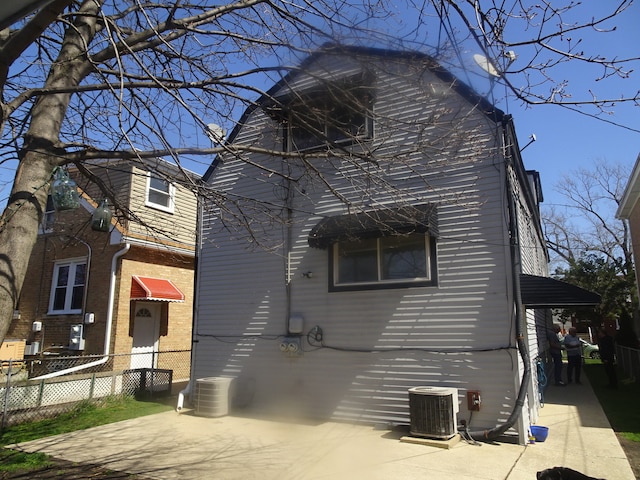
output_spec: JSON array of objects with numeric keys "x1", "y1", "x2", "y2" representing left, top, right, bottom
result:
[{"x1": 468, "y1": 131, "x2": 532, "y2": 442}]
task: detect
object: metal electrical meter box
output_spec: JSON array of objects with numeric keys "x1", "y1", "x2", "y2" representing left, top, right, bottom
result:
[{"x1": 69, "y1": 324, "x2": 85, "y2": 350}]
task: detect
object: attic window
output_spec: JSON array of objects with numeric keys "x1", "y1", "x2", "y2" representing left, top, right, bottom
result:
[{"x1": 277, "y1": 74, "x2": 374, "y2": 152}]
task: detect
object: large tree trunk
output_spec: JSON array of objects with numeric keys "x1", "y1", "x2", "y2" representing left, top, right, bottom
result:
[{"x1": 0, "y1": 0, "x2": 100, "y2": 344}]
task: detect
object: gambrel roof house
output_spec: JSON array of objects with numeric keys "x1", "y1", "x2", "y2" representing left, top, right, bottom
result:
[
  {"x1": 191, "y1": 45, "x2": 600, "y2": 444},
  {"x1": 4, "y1": 158, "x2": 197, "y2": 379}
]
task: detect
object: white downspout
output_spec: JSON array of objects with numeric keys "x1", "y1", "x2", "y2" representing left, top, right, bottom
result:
[
  {"x1": 177, "y1": 190, "x2": 205, "y2": 412},
  {"x1": 33, "y1": 243, "x2": 131, "y2": 379},
  {"x1": 176, "y1": 380, "x2": 190, "y2": 412}
]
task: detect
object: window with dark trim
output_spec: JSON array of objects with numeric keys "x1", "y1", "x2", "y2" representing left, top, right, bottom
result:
[
  {"x1": 307, "y1": 204, "x2": 439, "y2": 291},
  {"x1": 271, "y1": 74, "x2": 374, "y2": 152},
  {"x1": 287, "y1": 90, "x2": 373, "y2": 151},
  {"x1": 329, "y1": 234, "x2": 437, "y2": 291}
]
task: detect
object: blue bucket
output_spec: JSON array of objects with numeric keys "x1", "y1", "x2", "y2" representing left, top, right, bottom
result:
[{"x1": 530, "y1": 425, "x2": 549, "y2": 442}]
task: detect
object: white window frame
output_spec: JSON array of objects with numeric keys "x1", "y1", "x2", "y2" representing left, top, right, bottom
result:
[
  {"x1": 145, "y1": 173, "x2": 175, "y2": 213},
  {"x1": 330, "y1": 234, "x2": 436, "y2": 291},
  {"x1": 39, "y1": 194, "x2": 55, "y2": 234},
  {"x1": 48, "y1": 257, "x2": 87, "y2": 314}
]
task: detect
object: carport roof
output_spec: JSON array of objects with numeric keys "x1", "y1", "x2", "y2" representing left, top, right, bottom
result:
[{"x1": 520, "y1": 274, "x2": 601, "y2": 308}]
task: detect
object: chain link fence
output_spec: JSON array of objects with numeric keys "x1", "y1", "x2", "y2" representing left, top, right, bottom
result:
[
  {"x1": 616, "y1": 344, "x2": 639, "y2": 383},
  {"x1": 0, "y1": 349, "x2": 190, "y2": 430}
]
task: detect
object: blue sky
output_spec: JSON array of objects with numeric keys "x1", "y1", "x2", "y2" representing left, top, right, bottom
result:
[
  {"x1": 473, "y1": 1, "x2": 640, "y2": 210},
  {"x1": 1, "y1": 1, "x2": 638, "y2": 216}
]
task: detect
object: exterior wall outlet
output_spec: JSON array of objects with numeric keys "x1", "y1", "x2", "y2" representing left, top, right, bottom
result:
[
  {"x1": 467, "y1": 390, "x2": 481, "y2": 411},
  {"x1": 69, "y1": 324, "x2": 85, "y2": 350},
  {"x1": 279, "y1": 336, "x2": 302, "y2": 357}
]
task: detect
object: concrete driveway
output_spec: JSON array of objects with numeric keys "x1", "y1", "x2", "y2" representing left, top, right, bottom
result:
[{"x1": 11, "y1": 375, "x2": 635, "y2": 480}]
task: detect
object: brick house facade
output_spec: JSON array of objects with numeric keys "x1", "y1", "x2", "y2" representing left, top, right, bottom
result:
[{"x1": 3, "y1": 159, "x2": 197, "y2": 378}]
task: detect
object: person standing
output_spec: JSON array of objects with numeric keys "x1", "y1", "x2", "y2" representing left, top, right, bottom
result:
[
  {"x1": 564, "y1": 327, "x2": 582, "y2": 384},
  {"x1": 597, "y1": 327, "x2": 617, "y2": 388},
  {"x1": 547, "y1": 324, "x2": 565, "y2": 386}
]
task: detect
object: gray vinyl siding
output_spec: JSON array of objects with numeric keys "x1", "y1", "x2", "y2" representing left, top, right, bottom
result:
[
  {"x1": 508, "y1": 165, "x2": 549, "y2": 427},
  {"x1": 194, "y1": 52, "x2": 540, "y2": 439},
  {"x1": 74, "y1": 162, "x2": 133, "y2": 210},
  {"x1": 76, "y1": 160, "x2": 198, "y2": 249}
]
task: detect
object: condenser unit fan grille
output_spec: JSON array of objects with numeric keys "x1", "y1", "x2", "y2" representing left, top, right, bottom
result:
[{"x1": 408, "y1": 386, "x2": 458, "y2": 439}]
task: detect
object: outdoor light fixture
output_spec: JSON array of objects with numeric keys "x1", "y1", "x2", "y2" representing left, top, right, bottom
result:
[
  {"x1": 521, "y1": 133, "x2": 537, "y2": 152},
  {"x1": 50, "y1": 167, "x2": 80, "y2": 211},
  {"x1": 91, "y1": 198, "x2": 112, "y2": 232}
]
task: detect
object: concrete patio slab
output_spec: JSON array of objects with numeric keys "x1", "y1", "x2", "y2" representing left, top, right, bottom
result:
[{"x1": 11, "y1": 374, "x2": 635, "y2": 480}]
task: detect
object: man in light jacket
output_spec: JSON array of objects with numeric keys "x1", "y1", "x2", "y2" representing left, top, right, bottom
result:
[{"x1": 564, "y1": 327, "x2": 582, "y2": 385}]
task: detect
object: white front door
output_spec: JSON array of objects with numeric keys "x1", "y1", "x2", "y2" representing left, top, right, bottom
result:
[{"x1": 131, "y1": 302, "x2": 160, "y2": 369}]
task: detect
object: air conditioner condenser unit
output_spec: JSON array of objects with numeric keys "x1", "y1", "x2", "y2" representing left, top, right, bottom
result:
[
  {"x1": 194, "y1": 377, "x2": 234, "y2": 417},
  {"x1": 408, "y1": 386, "x2": 459, "y2": 439}
]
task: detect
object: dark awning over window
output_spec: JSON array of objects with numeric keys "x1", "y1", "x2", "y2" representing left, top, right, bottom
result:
[
  {"x1": 131, "y1": 276, "x2": 185, "y2": 302},
  {"x1": 308, "y1": 204, "x2": 438, "y2": 249},
  {"x1": 519, "y1": 274, "x2": 601, "y2": 308}
]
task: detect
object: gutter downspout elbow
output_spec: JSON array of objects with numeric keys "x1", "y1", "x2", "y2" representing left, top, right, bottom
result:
[
  {"x1": 33, "y1": 243, "x2": 131, "y2": 380},
  {"x1": 177, "y1": 381, "x2": 191, "y2": 412}
]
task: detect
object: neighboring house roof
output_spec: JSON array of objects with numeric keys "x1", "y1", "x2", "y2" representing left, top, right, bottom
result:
[
  {"x1": 203, "y1": 44, "x2": 506, "y2": 182},
  {"x1": 616, "y1": 152, "x2": 640, "y2": 219}
]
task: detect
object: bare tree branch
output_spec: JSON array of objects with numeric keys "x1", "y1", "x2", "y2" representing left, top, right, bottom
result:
[{"x1": 0, "y1": 0, "x2": 638, "y2": 346}]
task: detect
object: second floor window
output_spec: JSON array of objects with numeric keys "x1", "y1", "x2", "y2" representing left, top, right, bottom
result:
[
  {"x1": 146, "y1": 174, "x2": 175, "y2": 213},
  {"x1": 49, "y1": 259, "x2": 86, "y2": 314}
]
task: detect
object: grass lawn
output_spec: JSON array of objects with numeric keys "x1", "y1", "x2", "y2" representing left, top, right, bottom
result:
[
  {"x1": 0, "y1": 395, "x2": 175, "y2": 476},
  {"x1": 583, "y1": 361, "x2": 640, "y2": 441},
  {"x1": 583, "y1": 361, "x2": 640, "y2": 478}
]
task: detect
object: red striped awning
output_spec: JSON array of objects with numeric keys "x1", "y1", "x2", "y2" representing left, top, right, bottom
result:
[{"x1": 130, "y1": 276, "x2": 185, "y2": 302}]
